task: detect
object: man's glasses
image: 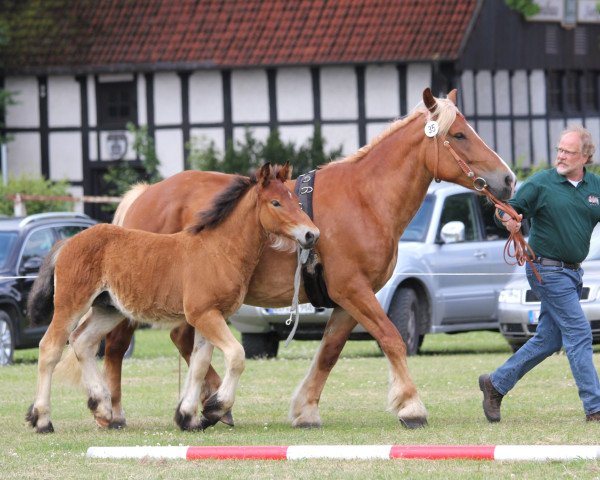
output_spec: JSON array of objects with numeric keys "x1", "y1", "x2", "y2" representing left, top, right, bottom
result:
[{"x1": 555, "y1": 147, "x2": 581, "y2": 157}]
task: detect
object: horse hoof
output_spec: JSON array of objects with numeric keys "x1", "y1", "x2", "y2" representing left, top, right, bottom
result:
[
  {"x1": 199, "y1": 415, "x2": 219, "y2": 430},
  {"x1": 36, "y1": 422, "x2": 55, "y2": 434},
  {"x1": 399, "y1": 417, "x2": 428, "y2": 429},
  {"x1": 108, "y1": 419, "x2": 127, "y2": 429},
  {"x1": 94, "y1": 416, "x2": 111, "y2": 429},
  {"x1": 292, "y1": 420, "x2": 322, "y2": 429},
  {"x1": 220, "y1": 410, "x2": 234, "y2": 427}
]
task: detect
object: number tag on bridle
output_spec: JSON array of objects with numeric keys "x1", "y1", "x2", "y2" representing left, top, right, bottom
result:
[{"x1": 424, "y1": 121, "x2": 439, "y2": 138}]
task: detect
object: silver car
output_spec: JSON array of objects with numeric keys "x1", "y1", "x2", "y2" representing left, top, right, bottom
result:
[
  {"x1": 498, "y1": 229, "x2": 600, "y2": 352},
  {"x1": 231, "y1": 182, "x2": 522, "y2": 358}
]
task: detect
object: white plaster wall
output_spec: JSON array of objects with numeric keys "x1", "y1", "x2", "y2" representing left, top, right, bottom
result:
[
  {"x1": 87, "y1": 76, "x2": 97, "y2": 127},
  {"x1": 321, "y1": 124, "x2": 358, "y2": 156},
  {"x1": 231, "y1": 69, "x2": 269, "y2": 123},
  {"x1": 495, "y1": 120, "x2": 512, "y2": 165},
  {"x1": 475, "y1": 120, "x2": 495, "y2": 151},
  {"x1": 190, "y1": 71, "x2": 223, "y2": 123},
  {"x1": 320, "y1": 66, "x2": 357, "y2": 120},
  {"x1": 279, "y1": 125, "x2": 314, "y2": 149},
  {"x1": 49, "y1": 132, "x2": 82, "y2": 181},
  {"x1": 67, "y1": 185, "x2": 84, "y2": 213},
  {"x1": 88, "y1": 131, "x2": 98, "y2": 161},
  {"x1": 493, "y1": 71, "x2": 510, "y2": 116},
  {"x1": 406, "y1": 63, "x2": 431, "y2": 111},
  {"x1": 7, "y1": 132, "x2": 41, "y2": 177},
  {"x1": 365, "y1": 65, "x2": 399, "y2": 119},
  {"x1": 155, "y1": 129, "x2": 183, "y2": 177},
  {"x1": 189, "y1": 127, "x2": 225, "y2": 156},
  {"x1": 511, "y1": 70, "x2": 529, "y2": 116},
  {"x1": 154, "y1": 72, "x2": 182, "y2": 125},
  {"x1": 5, "y1": 76, "x2": 39, "y2": 128},
  {"x1": 475, "y1": 71, "x2": 493, "y2": 116},
  {"x1": 529, "y1": 70, "x2": 546, "y2": 115},
  {"x1": 137, "y1": 74, "x2": 148, "y2": 126},
  {"x1": 47, "y1": 76, "x2": 81, "y2": 127},
  {"x1": 532, "y1": 118, "x2": 549, "y2": 165},
  {"x1": 460, "y1": 70, "x2": 475, "y2": 116},
  {"x1": 277, "y1": 67, "x2": 313, "y2": 121},
  {"x1": 233, "y1": 126, "x2": 270, "y2": 146},
  {"x1": 367, "y1": 122, "x2": 393, "y2": 143}
]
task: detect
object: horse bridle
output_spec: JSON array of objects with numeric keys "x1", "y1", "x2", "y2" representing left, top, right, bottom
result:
[{"x1": 427, "y1": 122, "x2": 541, "y2": 282}]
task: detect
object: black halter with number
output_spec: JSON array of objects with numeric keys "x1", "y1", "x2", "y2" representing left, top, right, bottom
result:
[{"x1": 294, "y1": 170, "x2": 337, "y2": 309}]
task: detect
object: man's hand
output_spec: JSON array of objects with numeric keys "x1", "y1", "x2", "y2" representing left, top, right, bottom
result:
[{"x1": 495, "y1": 205, "x2": 522, "y2": 234}]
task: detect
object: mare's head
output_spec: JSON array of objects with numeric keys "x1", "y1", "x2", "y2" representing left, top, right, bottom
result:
[
  {"x1": 255, "y1": 162, "x2": 319, "y2": 250},
  {"x1": 421, "y1": 88, "x2": 515, "y2": 201},
  {"x1": 190, "y1": 163, "x2": 319, "y2": 250}
]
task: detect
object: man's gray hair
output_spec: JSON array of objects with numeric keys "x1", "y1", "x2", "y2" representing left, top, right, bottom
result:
[{"x1": 562, "y1": 125, "x2": 596, "y2": 164}]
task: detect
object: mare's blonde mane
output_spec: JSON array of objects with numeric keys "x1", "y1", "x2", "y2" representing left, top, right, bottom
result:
[{"x1": 322, "y1": 94, "x2": 458, "y2": 168}]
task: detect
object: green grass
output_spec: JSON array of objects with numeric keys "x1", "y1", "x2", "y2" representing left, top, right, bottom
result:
[{"x1": 3, "y1": 329, "x2": 600, "y2": 479}]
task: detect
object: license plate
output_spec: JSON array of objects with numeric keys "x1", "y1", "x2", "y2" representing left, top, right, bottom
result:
[
  {"x1": 266, "y1": 303, "x2": 316, "y2": 315},
  {"x1": 528, "y1": 310, "x2": 539, "y2": 324}
]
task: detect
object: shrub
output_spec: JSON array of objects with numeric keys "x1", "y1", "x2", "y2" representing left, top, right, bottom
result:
[{"x1": 0, "y1": 175, "x2": 72, "y2": 216}]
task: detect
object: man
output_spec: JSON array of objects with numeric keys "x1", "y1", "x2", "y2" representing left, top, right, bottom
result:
[{"x1": 480, "y1": 125, "x2": 600, "y2": 423}]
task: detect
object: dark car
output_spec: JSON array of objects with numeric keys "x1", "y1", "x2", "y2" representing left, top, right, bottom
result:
[{"x1": 0, "y1": 212, "x2": 97, "y2": 365}]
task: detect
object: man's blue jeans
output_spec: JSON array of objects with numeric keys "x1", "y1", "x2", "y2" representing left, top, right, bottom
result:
[{"x1": 491, "y1": 263, "x2": 600, "y2": 415}]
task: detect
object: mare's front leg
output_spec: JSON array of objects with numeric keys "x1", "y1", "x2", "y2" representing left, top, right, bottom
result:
[
  {"x1": 290, "y1": 307, "x2": 357, "y2": 428},
  {"x1": 336, "y1": 282, "x2": 427, "y2": 428}
]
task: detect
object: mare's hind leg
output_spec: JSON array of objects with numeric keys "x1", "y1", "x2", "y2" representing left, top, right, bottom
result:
[
  {"x1": 290, "y1": 308, "x2": 356, "y2": 428},
  {"x1": 175, "y1": 329, "x2": 215, "y2": 431},
  {"x1": 170, "y1": 323, "x2": 233, "y2": 426},
  {"x1": 70, "y1": 306, "x2": 125, "y2": 428},
  {"x1": 27, "y1": 308, "x2": 80, "y2": 433},
  {"x1": 104, "y1": 318, "x2": 135, "y2": 428}
]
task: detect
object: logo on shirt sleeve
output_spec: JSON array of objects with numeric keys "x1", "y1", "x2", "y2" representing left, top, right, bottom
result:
[{"x1": 588, "y1": 195, "x2": 600, "y2": 206}]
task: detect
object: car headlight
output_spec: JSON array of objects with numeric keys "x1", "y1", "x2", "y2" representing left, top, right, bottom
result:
[{"x1": 498, "y1": 289, "x2": 523, "y2": 304}]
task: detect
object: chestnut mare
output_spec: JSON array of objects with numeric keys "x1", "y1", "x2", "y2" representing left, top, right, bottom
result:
[
  {"x1": 104, "y1": 88, "x2": 516, "y2": 430},
  {"x1": 26, "y1": 163, "x2": 319, "y2": 433}
]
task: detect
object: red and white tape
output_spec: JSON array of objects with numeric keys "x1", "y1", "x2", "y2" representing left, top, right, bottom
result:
[{"x1": 86, "y1": 444, "x2": 600, "y2": 461}]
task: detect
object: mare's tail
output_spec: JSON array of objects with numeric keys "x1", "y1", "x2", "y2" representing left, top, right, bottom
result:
[
  {"x1": 27, "y1": 241, "x2": 63, "y2": 326},
  {"x1": 112, "y1": 183, "x2": 149, "y2": 226}
]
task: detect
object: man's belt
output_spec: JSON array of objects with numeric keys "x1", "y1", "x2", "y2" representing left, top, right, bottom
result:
[{"x1": 533, "y1": 257, "x2": 581, "y2": 270}]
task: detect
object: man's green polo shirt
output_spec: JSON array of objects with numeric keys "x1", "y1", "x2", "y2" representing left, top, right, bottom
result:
[{"x1": 504, "y1": 168, "x2": 600, "y2": 264}]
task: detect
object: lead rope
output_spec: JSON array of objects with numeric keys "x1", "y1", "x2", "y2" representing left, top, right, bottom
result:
[
  {"x1": 284, "y1": 247, "x2": 311, "y2": 347},
  {"x1": 436, "y1": 134, "x2": 542, "y2": 283}
]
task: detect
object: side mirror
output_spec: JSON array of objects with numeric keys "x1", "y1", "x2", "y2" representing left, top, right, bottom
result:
[
  {"x1": 20, "y1": 257, "x2": 43, "y2": 275},
  {"x1": 440, "y1": 221, "x2": 465, "y2": 244}
]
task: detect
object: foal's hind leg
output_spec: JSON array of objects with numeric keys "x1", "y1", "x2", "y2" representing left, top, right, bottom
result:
[
  {"x1": 104, "y1": 318, "x2": 135, "y2": 428},
  {"x1": 27, "y1": 308, "x2": 79, "y2": 433},
  {"x1": 70, "y1": 307, "x2": 125, "y2": 428}
]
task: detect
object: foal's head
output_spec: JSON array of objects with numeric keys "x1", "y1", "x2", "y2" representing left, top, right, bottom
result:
[
  {"x1": 255, "y1": 162, "x2": 319, "y2": 250},
  {"x1": 190, "y1": 163, "x2": 319, "y2": 250}
]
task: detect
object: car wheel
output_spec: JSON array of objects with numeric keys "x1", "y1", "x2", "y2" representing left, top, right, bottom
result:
[
  {"x1": 0, "y1": 311, "x2": 15, "y2": 366},
  {"x1": 388, "y1": 287, "x2": 422, "y2": 356},
  {"x1": 241, "y1": 332, "x2": 279, "y2": 359}
]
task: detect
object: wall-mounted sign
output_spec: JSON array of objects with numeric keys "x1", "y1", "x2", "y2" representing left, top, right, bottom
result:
[
  {"x1": 106, "y1": 131, "x2": 128, "y2": 160},
  {"x1": 527, "y1": 0, "x2": 600, "y2": 25}
]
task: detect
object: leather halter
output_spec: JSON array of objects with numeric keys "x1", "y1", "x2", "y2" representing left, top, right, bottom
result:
[{"x1": 429, "y1": 130, "x2": 541, "y2": 282}]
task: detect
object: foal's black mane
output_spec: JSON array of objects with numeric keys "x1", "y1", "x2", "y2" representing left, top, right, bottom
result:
[{"x1": 188, "y1": 174, "x2": 257, "y2": 234}]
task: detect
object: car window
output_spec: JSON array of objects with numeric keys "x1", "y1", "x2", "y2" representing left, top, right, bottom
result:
[
  {"x1": 477, "y1": 196, "x2": 510, "y2": 241},
  {"x1": 0, "y1": 232, "x2": 18, "y2": 269},
  {"x1": 401, "y1": 195, "x2": 434, "y2": 242},
  {"x1": 56, "y1": 225, "x2": 88, "y2": 240},
  {"x1": 22, "y1": 229, "x2": 55, "y2": 263},
  {"x1": 438, "y1": 193, "x2": 478, "y2": 242}
]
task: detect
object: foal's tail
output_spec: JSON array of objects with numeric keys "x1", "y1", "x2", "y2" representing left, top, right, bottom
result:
[
  {"x1": 27, "y1": 241, "x2": 63, "y2": 326},
  {"x1": 112, "y1": 183, "x2": 149, "y2": 226}
]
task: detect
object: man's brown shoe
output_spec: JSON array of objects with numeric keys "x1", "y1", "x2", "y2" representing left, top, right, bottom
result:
[
  {"x1": 479, "y1": 374, "x2": 504, "y2": 423},
  {"x1": 586, "y1": 412, "x2": 600, "y2": 422}
]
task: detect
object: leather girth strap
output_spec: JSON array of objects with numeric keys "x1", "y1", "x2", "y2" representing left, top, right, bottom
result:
[{"x1": 294, "y1": 170, "x2": 338, "y2": 308}]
